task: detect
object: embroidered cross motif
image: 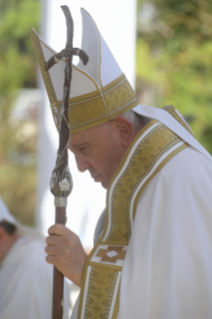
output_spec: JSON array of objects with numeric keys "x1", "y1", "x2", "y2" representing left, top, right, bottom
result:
[{"x1": 96, "y1": 246, "x2": 126, "y2": 263}]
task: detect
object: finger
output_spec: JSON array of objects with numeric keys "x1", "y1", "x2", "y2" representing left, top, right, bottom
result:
[
  {"x1": 46, "y1": 254, "x2": 56, "y2": 265},
  {"x1": 48, "y1": 224, "x2": 73, "y2": 236},
  {"x1": 46, "y1": 234, "x2": 62, "y2": 246},
  {"x1": 46, "y1": 255, "x2": 67, "y2": 277},
  {"x1": 46, "y1": 232, "x2": 78, "y2": 248},
  {"x1": 45, "y1": 245, "x2": 61, "y2": 256}
]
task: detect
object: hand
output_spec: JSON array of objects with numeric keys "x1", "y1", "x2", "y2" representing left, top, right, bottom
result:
[{"x1": 45, "y1": 224, "x2": 88, "y2": 287}]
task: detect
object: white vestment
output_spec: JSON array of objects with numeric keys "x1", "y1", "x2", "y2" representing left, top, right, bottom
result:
[
  {"x1": 72, "y1": 146, "x2": 212, "y2": 319},
  {"x1": 119, "y1": 146, "x2": 212, "y2": 319},
  {"x1": 71, "y1": 106, "x2": 212, "y2": 319},
  {"x1": 0, "y1": 237, "x2": 71, "y2": 319}
]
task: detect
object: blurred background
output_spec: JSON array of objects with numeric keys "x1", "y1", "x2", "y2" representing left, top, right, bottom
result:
[{"x1": 0, "y1": 0, "x2": 212, "y2": 246}]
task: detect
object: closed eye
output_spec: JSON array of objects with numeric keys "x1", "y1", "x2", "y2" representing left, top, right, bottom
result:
[{"x1": 77, "y1": 145, "x2": 91, "y2": 155}]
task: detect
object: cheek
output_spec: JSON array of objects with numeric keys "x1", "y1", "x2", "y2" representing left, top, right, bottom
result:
[
  {"x1": 106, "y1": 148, "x2": 124, "y2": 176},
  {"x1": 101, "y1": 153, "x2": 118, "y2": 178},
  {"x1": 90, "y1": 153, "x2": 108, "y2": 176},
  {"x1": 93, "y1": 137, "x2": 121, "y2": 177}
]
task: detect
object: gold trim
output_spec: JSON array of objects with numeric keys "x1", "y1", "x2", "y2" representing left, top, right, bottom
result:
[
  {"x1": 32, "y1": 28, "x2": 138, "y2": 135},
  {"x1": 31, "y1": 29, "x2": 61, "y2": 131},
  {"x1": 105, "y1": 125, "x2": 181, "y2": 244},
  {"x1": 99, "y1": 120, "x2": 157, "y2": 247},
  {"x1": 83, "y1": 265, "x2": 119, "y2": 319},
  {"x1": 112, "y1": 286, "x2": 120, "y2": 319},
  {"x1": 39, "y1": 37, "x2": 99, "y2": 91},
  {"x1": 31, "y1": 29, "x2": 58, "y2": 106},
  {"x1": 89, "y1": 261, "x2": 122, "y2": 271},
  {"x1": 51, "y1": 74, "x2": 127, "y2": 108},
  {"x1": 78, "y1": 122, "x2": 187, "y2": 319},
  {"x1": 107, "y1": 120, "x2": 157, "y2": 191},
  {"x1": 69, "y1": 74, "x2": 138, "y2": 133},
  {"x1": 133, "y1": 143, "x2": 188, "y2": 219},
  {"x1": 167, "y1": 105, "x2": 195, "y2": 137}
]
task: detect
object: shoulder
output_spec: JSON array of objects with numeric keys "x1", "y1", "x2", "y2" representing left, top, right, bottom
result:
[
  {"x1": 158, "y1": 146, "x2": 212, "y2": 185},
  {"x1": 136, "y1": 146, "x2": 212, "y2": 220}
]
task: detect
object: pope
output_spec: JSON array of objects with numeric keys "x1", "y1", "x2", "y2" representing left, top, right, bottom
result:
[{"x1": 32, "y1": 8, "x2": 212, "y2": 319}]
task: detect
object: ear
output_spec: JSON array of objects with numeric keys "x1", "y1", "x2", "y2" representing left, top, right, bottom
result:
[{"x1": 114, "y1": 116, "x2": 134, "y2": 148}]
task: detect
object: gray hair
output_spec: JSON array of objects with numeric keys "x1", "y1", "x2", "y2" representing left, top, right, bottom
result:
[{"x1": 120, "y1": 110, "x2": 144, "y2": 130}]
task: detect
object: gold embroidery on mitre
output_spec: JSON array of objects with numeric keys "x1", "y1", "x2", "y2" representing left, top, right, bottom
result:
[
  {"x1": 55, "y1": 74, "x2": 138, "y2": 133},
  {"x1": 78, "y1": 122, "x2": 188, "y2": 319},
  {"x1": 31, "y1": 28, "x2": 138, "y2": 134},
  {"x1": 31, "y1": 29, "x2": 62, "y2": 131}
]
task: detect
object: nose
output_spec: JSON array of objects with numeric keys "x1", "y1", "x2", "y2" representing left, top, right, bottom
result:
[{"x1": 75, "y1": 153, "x2": 91, "y2": 172}]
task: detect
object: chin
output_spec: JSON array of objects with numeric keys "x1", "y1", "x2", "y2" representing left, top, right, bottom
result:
[{"x1": 101, "y1": 181, "x2": 109, "y2": 189}]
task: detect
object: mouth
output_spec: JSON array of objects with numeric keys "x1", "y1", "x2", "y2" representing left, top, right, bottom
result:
[{"x1": 93, "y1": 174, "x2": 102, "y2": 182}]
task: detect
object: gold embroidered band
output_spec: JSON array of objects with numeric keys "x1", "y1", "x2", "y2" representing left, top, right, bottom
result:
[
  {"x1": 167, "y1": 105, "x2": 195, "y2": 137},
  {"x1": 66, "y1": 74, "x2": 138, "y2": 133},
  {"x1": 78, "y1": 121, "x2": 187, "y2": 319}
]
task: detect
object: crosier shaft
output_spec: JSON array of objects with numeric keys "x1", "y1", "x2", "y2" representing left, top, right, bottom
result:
[
  {"x1": 47, "y1": 5, "x2": 88, "y2": 319},
  {"x1": 50, "y1": 6, "x2": 74, "y2": 319}
]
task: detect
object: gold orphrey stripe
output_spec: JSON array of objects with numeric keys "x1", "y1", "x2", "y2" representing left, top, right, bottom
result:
[
  {"x1": 66, "y1": 74, "x2": 139, "y2": 133},
  {"x1": 78, "y1": 122, "x2": 187, "y2": 319}
]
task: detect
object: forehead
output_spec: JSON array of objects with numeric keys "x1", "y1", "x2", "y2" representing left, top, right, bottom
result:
[
  {"x1": 69, "y1": 130, "x2": 88, "y2": 150},
  {"x1": 69, "y1": 121, "x2": 112, "y2": 150},
  {"x1": 69, "y1": 125, "x2": 101, "y2": 149}
]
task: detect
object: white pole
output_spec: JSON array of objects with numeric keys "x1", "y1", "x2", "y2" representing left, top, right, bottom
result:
[{"x1": 36, "y1": 0, "x2": 137, "y2": 249}]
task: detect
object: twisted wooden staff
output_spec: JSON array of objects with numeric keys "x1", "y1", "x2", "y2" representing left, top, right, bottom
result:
[{"x1": 45, "y1": 6, "x2": 88, "y2": 319}]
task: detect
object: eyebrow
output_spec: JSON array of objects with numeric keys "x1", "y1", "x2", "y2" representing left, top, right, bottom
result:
[{"x1": 72, "y1": 142, "x2": 88, "y2": 149}]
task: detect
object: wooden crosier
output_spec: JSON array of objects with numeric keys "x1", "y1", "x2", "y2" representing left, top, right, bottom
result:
[{"x1": 45, "y1": 6, "x2": 88, "y2": 319}]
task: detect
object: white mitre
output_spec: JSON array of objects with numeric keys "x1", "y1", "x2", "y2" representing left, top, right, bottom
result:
[
  {"x1": 31, "y1": 8, "x2": 139, "y2": 134},
  {"x1": 31, "y1": 7, "x2": 212, "y2": 162}
]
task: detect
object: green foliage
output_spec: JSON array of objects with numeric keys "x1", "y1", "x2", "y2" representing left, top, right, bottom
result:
[
  {"x1": 137, "y1": 0, "x2": 212, "y2": 153},
  {"x1": 1, "y1": 0, "x2": 212, "y2": 223},
  {"x1": 0, "y1": 165, "x2": 36, "y2": 226},
  {"x1": 0, "y1": 0, "x2": 40, "y2": 225},
  {"x1": 0, "y1": 0, "x2": 40, "y2": 98}
]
